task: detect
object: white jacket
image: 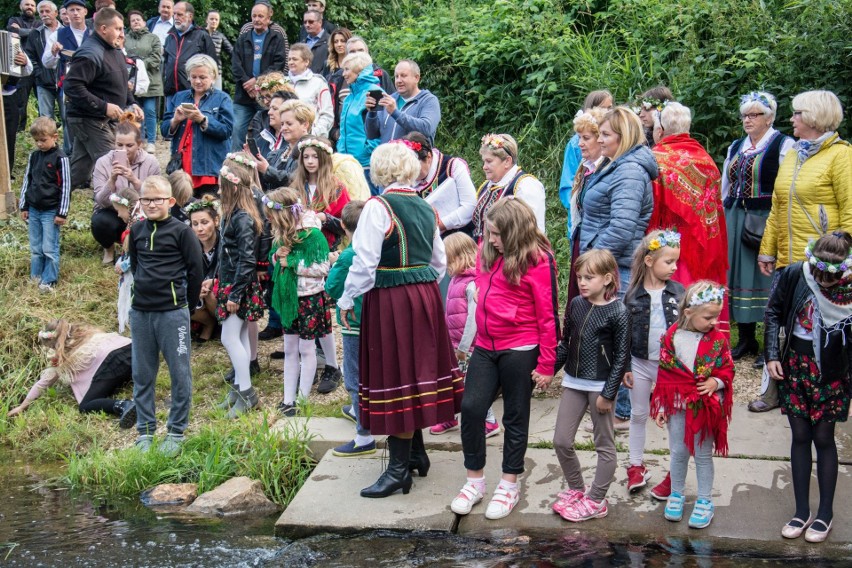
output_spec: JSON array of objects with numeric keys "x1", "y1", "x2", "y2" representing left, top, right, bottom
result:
[{"x1": 288, "y1": 70, "x2": 334, "y2": 138}]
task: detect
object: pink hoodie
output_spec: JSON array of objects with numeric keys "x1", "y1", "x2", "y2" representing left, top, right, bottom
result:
[{"x1": 474, "y1": 250, "x2": 560, "y2": 375}]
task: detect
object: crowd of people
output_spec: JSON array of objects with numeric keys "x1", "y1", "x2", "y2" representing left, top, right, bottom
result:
[{"x1": 6, "y1": 0, "x2": 852, "y2": 545}]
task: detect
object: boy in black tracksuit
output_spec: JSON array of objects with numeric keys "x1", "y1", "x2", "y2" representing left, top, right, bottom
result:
[
  {"x1": 127, "y1": 176, "x2": 203, "y2": 455},
  {"x1": 19, "y1": 117, "x2": 70, "y2": 290}
]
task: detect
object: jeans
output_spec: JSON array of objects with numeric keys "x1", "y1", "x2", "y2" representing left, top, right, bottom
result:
[
  {"x1": 231, "y1": 102, "x2": 257, "y2": 151},
  {"x1": 364, "y1": 167, "x2": 381, "y2": 196},
  {"x1": 139, "y1": 96, "x2": 158, "y2": 144},
  {"x1": 342, "y1": 334, "x2": 370, "y2": 436},
  {"x1": 668, "y1": 410, "x2": 714, "y2": 500},
  {"x1": 628, "y1": 357, "x2": 657, "y2": 466},
  {"x1": 27, "y1": 208, "x2": 61, "y2": 285},
  {"x1": 612, "y1": 266, "x2": 632, "y2": 420},
  {"x1": 461, "y1": 346, "x2": 538, "y2": 474},
  {"x1": 67, "y1": 116, "x2": 116, "y2": 188},
  {"x1": 36, "y1": 86, "x2": 63, "y2": 122},
  {"x1": 130, "y1": 308, "x2": 193, "y2": 436}
]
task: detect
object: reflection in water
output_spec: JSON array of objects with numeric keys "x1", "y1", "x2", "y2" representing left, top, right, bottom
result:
[{"x1": 1, "y1": 461, "x2": 851, "y2": 567}]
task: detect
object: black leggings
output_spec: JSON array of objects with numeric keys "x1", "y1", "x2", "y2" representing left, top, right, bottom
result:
[
  {"x1": 788, "y1": 415, "x2": 838, "y2": 522},
  {"x1": 78, "y1": 344, "x2": 133, "y2": 415},
  {"x1": 90, "y1": 208, "x2": 126, "y2": 249}
]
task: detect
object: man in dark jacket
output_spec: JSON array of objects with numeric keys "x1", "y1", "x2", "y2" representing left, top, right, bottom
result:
[
  {"x1": 301, "y1": 9, "x2": 328, "y2": 75},
  {"x1": 8, "y1": 0, "x2": 40, "y2": 131},
  {"x1": 146, "y1": 0, "x2": 173, "y2": 46},
  {"x1": 162, "y1": 1, "x2": 217, "y2": 105},
  {"x1": 63, "y1": 7, "x2": 140, "y2": 188},
  {"x1": 298, "y1": 0, "x2": 335, "y2": 42},
  {"x1": 230, "y1": 1, "x2": 286, "y2": 150},
  {"x1": 25, "y1": 1, "x2": 62, "y2": 121}
]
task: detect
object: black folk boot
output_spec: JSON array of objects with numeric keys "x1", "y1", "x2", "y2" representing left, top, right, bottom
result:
[
  {"x1": 731, "y1": 322, "x2": 759, "y2": 360},
  {"x1": 361, "y1": 435, "x2": 413, "y2": 498},
  {"x1": 409, "y1": 429, "x2": 430, "y2": 477}
]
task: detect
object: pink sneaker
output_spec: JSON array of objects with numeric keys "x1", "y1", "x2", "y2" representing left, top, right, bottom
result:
[
  {"x1": 485, "y1": 420, "x2": 501, "y2": 438},
  {"x1": 560, "y1": 494, "x2": 609, "y2": 522},
  {"x1": 551, "y1": 488, "x2": 584, "y2": 514},
  {"x1": 430, "y1": 419, "x2": 459, "y2": 435}
]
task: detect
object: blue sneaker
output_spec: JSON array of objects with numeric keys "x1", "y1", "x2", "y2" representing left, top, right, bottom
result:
[
  {"x1": 664, "y1": 491, "x2": 685, "y2": 522},
  {"x1": 341, "y1": 404, "x2": 357, "y2": 424},
  {"x1": 332, "y1": 439, "x2": 376, "y2": 457},
  {"x1": 688, "y1": 499, "x2": 714, "y2": 529}
]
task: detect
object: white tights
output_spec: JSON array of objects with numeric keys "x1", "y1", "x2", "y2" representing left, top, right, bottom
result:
[
  {"x1": 283, "y1": 334, "x2": 318, "y2": 404},
  {"x1": 248, "y1": 320, "x2": 258, "y2": 360},
  {"x1": 318, "y1": 333, "x2": 338, "y2": 369},
  {"x1": 222, "y1": 315, "x2": 252, "y2": 391},
  {"x1": 628, "y1": 357, "x2": 658, "y2": 466}
]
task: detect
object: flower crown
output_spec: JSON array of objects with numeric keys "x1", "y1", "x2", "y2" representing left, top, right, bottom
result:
[
  {"x1": 391, "y1": 139, "x2": 422, "y2": 153},
  {"x1": 219, "y1": 165, "x2": 241, "y2": 185},
  {"x1": 262, "y1": 195, "x2": 303, "y2": 217},
  {"x1": 804, "y1": 239, "x2": 852, "y2": 274},
  {"x1": 185, "y1": 199, "x2": 220, "y2": 215},
  {"x1": 38, "y1": 330, "x2": 57, "y2": 340},
  {"x1": 636, "y1": 98, "x2": 665, "y2": 112},
  {"x1": 225, "y1": 153, "x2": 257, "y2": 169},
  {"x1": 481, "y1": 133, "x2": 515, "y2": 160},
  {"x1": 648, "y1": 229, "x2": 682, "y2": 252},
  {"x1": 257, "y1": 77, "x2": 284, "y2": 92},
  {"x1": 740, "y1": 91, "x2": 773, "y2": 110},
  {"x1": 688, "y1": 285, "x2": 726, "y2": 307},
  {"x1": 297, "y1": 138, "x2": 334, "y2": 155},
  {"x1": 109, "y1": 194, "x2": 131, "y2": 208}
]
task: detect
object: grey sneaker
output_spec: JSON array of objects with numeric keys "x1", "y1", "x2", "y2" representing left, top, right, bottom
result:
[
  {"x1": 135, "y1": 434, "x2": 154, "y2": 452},
  {"x1": 317, "y1": 366, "x2": 342, "y2": 394},
  {"x1": 226, "y1": 387, "x2": 260, "y2": 419},
  {"x1": 216, "y1": 383, "x2": 240, "y2": 410},
  {"x1": 158, "y1": 434, "x2": 185, "y2": 457}
]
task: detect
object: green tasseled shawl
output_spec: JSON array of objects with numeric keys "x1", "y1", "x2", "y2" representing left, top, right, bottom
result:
[{"x1": 271, "y1": 227, "x2": 329, "y2": 327}]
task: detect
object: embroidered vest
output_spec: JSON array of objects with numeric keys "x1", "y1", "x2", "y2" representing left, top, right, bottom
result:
[
  {"x1": 373, "y1": 190, "x2": 439, "y2": 288},
  {"x1": 724, "y1": 131, "x2": 786, "y2": 210},
  {"x1": 471, "y1": 169, "x2": 533, "y2": 240}
]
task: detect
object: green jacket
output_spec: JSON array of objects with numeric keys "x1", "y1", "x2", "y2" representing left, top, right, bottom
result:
[
  {"x1": 325, "y1": 245, "x2": 361, "y2": 335},
  {"x1": 125, "y1": 28, "x2": 163, "y2": 97}
]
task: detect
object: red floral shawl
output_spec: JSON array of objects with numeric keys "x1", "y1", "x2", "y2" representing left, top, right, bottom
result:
[{"x1": 650, "y1": 324, "x2": 735, "y2": 456}]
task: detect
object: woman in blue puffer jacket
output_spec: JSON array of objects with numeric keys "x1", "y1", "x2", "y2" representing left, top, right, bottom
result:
[{"x1": 337, "y1": 52, "x2": 381, "y2": 195}]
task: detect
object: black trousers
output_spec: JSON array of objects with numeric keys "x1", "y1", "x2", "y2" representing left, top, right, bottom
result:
[
  {"x1": 78, "y1": 344, "x2": 132, "y2": 414},
  {"x1": 3, "y1": 90, "x2": 21, "y2": 173},
  {"x1": 460, "y1": 346, "x2": 538, "y2": 475},
  {"x1": 91, "y1": 208, "x2": 126, "y2": 249}
]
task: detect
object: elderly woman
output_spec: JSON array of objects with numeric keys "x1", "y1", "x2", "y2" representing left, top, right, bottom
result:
[
  {"x1": 162, "y1": 54, "x2": 234, "y2": 198},
  {"x1": 125, "y1": 10, "x2": 162, "y2": 153},
  {"x1": 91, "y1": 119, "x2": 161, "y2": 265},
  {"x1": 558, "y1": 90, "x2": 613, "y2": 237},
  {"x1": 649, "y1": 102, "x2": 729, "y2": 333},
  {"x1": 751, "y1": 90, "x2": 852, "y2": 413},
  {"x1": 338, "y1": 142, "x2": 462, "y2": 498},
  {"x1": 247, "y1": 73, "x2": 296, "y2": 158},
  {"x1": 471, "y1": 133, "x2": 546, "y2": 240},
  {"x1": 337, "y1": 51, "x2": 381, "y2": 194},
  {"x1": 287, "y1": 43, "x2": 334, "y2": 138},
  {"x1": 255, "y1": 99, "x2": 315, "y2": 191},
  {"x1": 405, "y1": 131, "x2": 476, "y2": 236},
  {"x1": 721, "y1": 92, "x2": 793, "y2": 369}
]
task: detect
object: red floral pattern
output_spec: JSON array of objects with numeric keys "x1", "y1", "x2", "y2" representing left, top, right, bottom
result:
[
  {"x1": 282, "y1": 291, "x2": 333, "y2": 340},
  {"x1": 779, "y1": 350, "x2": 851, "y2": 424},
  {"x1": 215, "y1": 280, "x2": 265, "y2": 322}
]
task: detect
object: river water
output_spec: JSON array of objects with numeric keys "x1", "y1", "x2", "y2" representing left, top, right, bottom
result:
[{"x1": 1, "y1": 461, "x2": 850, "y2": 567}]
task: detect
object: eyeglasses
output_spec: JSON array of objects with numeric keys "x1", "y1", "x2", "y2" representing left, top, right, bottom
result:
[
  {"x1": 140, "y1": 197, "x2": 168, "y2": 206},
  {"x1": 740, "y1": 112, "x2": 765, "y2": 120}
]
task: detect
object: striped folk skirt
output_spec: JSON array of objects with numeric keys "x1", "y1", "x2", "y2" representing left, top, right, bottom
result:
[
  {"x1": 725, "y1": 205, "x2": 773, "y2": 324},
  {"x1": 359, "y1": 281, "x2": 464, "y2": 436}
]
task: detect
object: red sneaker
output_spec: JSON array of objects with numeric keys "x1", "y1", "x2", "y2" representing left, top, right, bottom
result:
[
  {"x1": 651, "y1": 471, "x2": 672, "y2": 501},
  {"x1": 626, "y1": 464, "x2": 650, "y2": 493},
  {"x1": 429, "y1": 419, "x2": 459, "y2": 435}
]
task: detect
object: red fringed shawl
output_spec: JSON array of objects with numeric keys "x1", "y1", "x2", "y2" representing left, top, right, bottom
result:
[{"x1": 650, "y1": 325, "x2": 735, "y2": 456}]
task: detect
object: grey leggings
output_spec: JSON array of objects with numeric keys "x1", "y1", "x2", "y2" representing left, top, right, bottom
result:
[
  {"x1": 668, "y1": 410, "x2": 714, "y2": 500},
  {"x1": 553, "y1": 387, "x2": 617, "y2": 502}
]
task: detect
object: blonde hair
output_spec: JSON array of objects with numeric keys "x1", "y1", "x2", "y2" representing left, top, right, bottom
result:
[
  {"x1": 792, "y1": 90, "x2": 844, "y2": 133},
  {"x1": 479, "y1": 133, "x2": 518, "y2": 164},
  {"x1": 600, "y1": 106, "x2": 645, "y2": 161},
  {"x1": 481, "y1": 198, "x2": 552, "y2": 285},
  {"x1": 185, "y1": 53, "x2": 218, "y2": 80},
  {"x1": 218, "y1": 152, "x2": 264, "y2": 235},
  {"x1": 38, "y1": 319, "x2": 99, "y2": 368},
  {"x1": 30, "y1": 116, "x2": 58, "y2": 138},
  {"x1": 279, "y1": 99, "x2": 315, "y2": 131},
  {"x1": 739, "y1": 91, "x2": 778, "y2": 124},
  {"x1": 574, "y1": 249, "x2": 619, "y2": 301},
  {"x1": 289, "y1": 43, "x2": 313, "y2": 65},
  {"x1": 265, "y1": 187, "x2": 304, "y2": 250},
  {"x1": 341, "y1": 51, "x2": 372, "y2": 75},
  {"x1": 444, "y1": 232, "x2": 477, "y2": 278},
  {"x1": 677, "y1": 280, "x2": 725, "y2": 328},
  {"x1": 626, "y1": 231, "x2": 679, "y2": 297},
  {"x1": 141, "y1": 175, "x2": 172, "y2": 197},
  {"x1": 256, "y1": 70, "x2": 287, "y2": 98},
  {"x1": 369, "y1": 143, "x2": 420, "y2": 187},
  {"x1": 573, "y1": 107, "x2": 607, "y2": 136},
  {"x1": 168, "y1": 170, "x2": 193, "y2": 207}
]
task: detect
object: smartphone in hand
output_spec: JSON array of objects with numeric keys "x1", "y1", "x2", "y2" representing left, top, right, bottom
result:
[
  {"x1": 368, "y1": 89, "x2": 383, "y2": 104},
  {"x1": 180, "y1": 102, "x2": 196, "y2": 111},
  {"x1": 113, "y1": 149, "x2": 129, "y2": 169}
]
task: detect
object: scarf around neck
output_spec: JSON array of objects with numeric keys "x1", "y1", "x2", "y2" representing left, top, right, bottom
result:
[
  {"x1": 793, "y1": 131, "x2": 836, "y2": 163},
  {"x1": 802, "y1": 264, "x2": 852, "y2": 370}
]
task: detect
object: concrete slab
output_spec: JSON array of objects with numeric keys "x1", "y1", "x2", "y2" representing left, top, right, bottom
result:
[{"x1": 276, "y1": 447, "x2": 852, "y2": 554}]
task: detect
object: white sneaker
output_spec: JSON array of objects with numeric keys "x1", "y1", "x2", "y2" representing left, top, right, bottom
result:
[
  {"x1": 485, "y1": 485, "x2": 520, "y2": 520},
  {"x1": 450, "y1": 481, "x2": 484, "y2": 515},
  {"x1": 146, "y1": 143, "x2": 156, "y2": 153}
]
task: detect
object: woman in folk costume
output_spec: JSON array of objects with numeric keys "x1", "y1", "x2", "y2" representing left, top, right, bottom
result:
[{"x1": 649, "y1": 102, "x2": 729, "y2": 336}]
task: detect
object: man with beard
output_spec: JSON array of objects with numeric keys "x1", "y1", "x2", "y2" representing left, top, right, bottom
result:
[
  {"x1": 25, "y1": 0, "x2": 62, "y2": 121},
  {"x1": 162, "y1": 2, "x2": 217, "y2": 109}
]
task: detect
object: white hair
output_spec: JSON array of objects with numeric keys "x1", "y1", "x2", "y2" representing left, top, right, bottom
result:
[
  {"x1": 37, "y1": 0, "x2": 57, "y2": 12},
  {"x1": 659, "y1": 102, "x2": 692, "y2": 135},
  {"x1": 185, "y1": 53, "x2": 218, "y2": 81},
  {"x1": 738, "y1": 91, "x2": 777, "y2": 125}
]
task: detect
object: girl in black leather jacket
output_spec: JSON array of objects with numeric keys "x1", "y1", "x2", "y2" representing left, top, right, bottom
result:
[{"x1": 765, "y1": 231, "x2": 852, "y2": 543}]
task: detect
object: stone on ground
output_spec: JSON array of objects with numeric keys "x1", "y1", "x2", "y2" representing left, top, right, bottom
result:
[
  {"x1": 140, "y1": 483, "x2": 198, "y2": 506},
  {"x1": 186, "y1": 476, "x2": 280, "y2": 517}
]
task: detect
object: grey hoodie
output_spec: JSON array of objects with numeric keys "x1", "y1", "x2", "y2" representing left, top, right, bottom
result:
[{"x1": 364, "y1": 89, "x2": 441, "y2": 144}]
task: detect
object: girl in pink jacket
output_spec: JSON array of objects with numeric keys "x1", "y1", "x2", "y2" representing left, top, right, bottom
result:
[{"x1": 450, "y1": 197, "x2": 559, "y2": 520}]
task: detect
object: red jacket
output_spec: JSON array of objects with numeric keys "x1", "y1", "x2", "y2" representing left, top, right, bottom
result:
[{"x1": 473, "y1": 249, "x2": 560, "y2": 375}]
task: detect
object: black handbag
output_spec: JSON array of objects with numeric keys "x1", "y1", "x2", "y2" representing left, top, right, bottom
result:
[
  {"x1": 166, "y1": 151, "x2": 183, "y2": 174},
  {"x1": 741, "y1": 211, "x2": 766, "y2": 251}
]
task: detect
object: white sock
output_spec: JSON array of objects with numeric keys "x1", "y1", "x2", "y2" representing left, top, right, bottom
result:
[
  {"x1": 318, "y1": 333, "x2": 338, "y2": 369},
  {"x1": 354, "y1": 434, "x2": 373, "y2": 446},
  {"x1": 468, "y1": 476, "x2": 486, "y2": 493},
  {"x1": 498, "y1": 479, "x2": 518, "y2": 492}
]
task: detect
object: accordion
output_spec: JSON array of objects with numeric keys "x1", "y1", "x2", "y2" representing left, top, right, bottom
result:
[{"x1": 0, "y1": 31, "x2": 24, "y2": 77}]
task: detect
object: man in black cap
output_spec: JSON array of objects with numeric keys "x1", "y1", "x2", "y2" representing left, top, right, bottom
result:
[{"x1": 63, "y1": 7, "x2": 141, "y2": 188}]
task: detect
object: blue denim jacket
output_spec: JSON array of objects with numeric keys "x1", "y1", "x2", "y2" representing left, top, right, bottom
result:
[{"x1": 162, "y1": 88, "x2": 234, "y2": 178}]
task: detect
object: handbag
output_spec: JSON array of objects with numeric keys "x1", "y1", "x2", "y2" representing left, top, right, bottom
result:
[
  {"x1": 741, "y1": 210, "x2": 766, "y2": 251},
  {"x1": 166, "y1": 151, "x2": 183, "y2": 174}
]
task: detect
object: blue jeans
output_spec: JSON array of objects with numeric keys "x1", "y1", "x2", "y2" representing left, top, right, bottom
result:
[
  {"x1": 613, "y1": 265, "x2": 632, "y2": 420},
  {"x1": 231, "y1": 102, "x2": 257, "y2": 151},
  {"x1": 36, "y1": 86, "x2": 62, "y2": 122},
  {"x1": 139, "y1": 96, "x2": 158, "y2": 143},
  {"x1": 364, "y1": 167, "x2": 382, "y2": 196},
  {"x1": 342, "y1": 334, "x2": 369, "y2": 436},
  {"x1": 27, "y1": 207, "x2": 60, "y2": 285},
  {"x1": 668, "y1": 410, "x2": 714, "y2": 500}
]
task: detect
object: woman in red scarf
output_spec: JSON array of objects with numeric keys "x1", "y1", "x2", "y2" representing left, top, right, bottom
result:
[
  {"x1": 649, "y1": 102, "x2": 730, "y2": 335},
  {"x1": 651, "y1": 280, "x2": 734, "y2": 530}
]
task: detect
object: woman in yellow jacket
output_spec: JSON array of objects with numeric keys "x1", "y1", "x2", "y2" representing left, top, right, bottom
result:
[{"x1": 750, "y1": 90, "x2": 852, "y2": 413}]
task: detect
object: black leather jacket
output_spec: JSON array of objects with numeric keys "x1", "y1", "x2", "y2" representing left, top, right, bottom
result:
[
  {"x1": 765, "y1": 262, "x2": 852, "y2": 382},
  {"x1": 624, "y1": 280, "x2": 684, "y2": 359},
  {"x1": 555, "y1": 297, "x2": 631, "y2": 400},
  {"x1": 217, "y1": 209, "x2": 259, "y2": 304}
]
